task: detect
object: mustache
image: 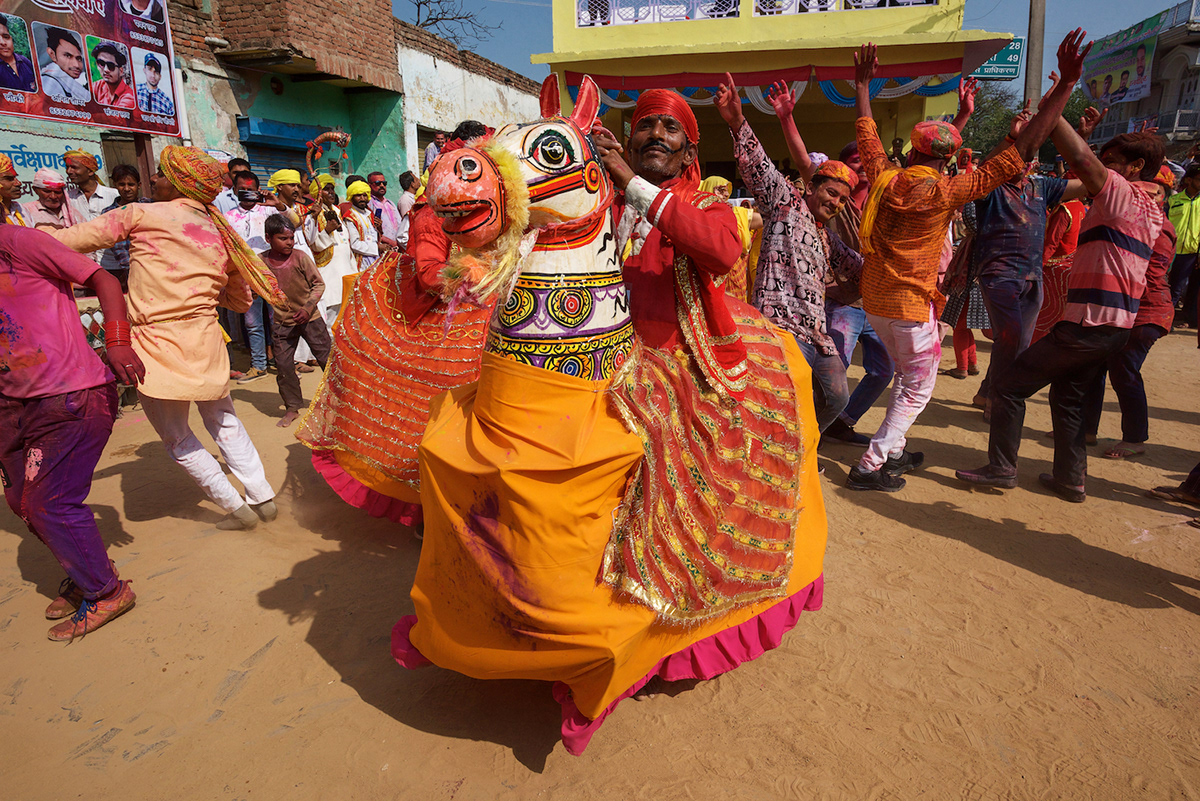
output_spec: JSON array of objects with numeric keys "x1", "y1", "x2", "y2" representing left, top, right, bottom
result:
[{"x1": 639, "y1": 138, "x2": 682, "y2": 156}]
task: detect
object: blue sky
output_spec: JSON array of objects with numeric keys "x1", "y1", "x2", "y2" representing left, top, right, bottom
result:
[{"x1": 390, "y1": 0, "x2": 1173, "y2": 85}]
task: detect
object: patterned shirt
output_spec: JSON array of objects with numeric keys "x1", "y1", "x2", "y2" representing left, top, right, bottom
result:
[
  {"x1": 733, "y1": 121, "x2": 861, "y2": 356},
  {"x1": 855, "y1": 118, "x2": 1025, "y2": 322},
  {"x1": 137, "y1": 84, "x2": 175, "y2": 116},
  {"x1": 1063, "y1": 170, "x2": 1164, "y2": 329}
]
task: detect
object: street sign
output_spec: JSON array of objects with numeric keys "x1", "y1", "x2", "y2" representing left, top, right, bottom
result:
[{"x1": 972, "y1": 37, "x2": 1025, "y2": 81}]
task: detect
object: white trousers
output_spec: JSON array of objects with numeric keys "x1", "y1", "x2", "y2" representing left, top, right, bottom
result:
[
  {"x1": 141, "y1": 395, "x2": 275, "y2": 512},
  {"x1": 860, "y1": 305, "x2": 942, "y2": 471}
]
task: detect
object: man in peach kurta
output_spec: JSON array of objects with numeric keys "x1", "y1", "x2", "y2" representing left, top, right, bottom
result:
[{"x1": 53, "y1": 147, "x2": 290, "y2": 530}]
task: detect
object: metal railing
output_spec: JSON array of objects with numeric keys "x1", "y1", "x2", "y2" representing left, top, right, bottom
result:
[
  {"x1": 576, "y1": 0, "x2": 937, "y2": 27},
  {"x1": 1159, "y1": 108, "x2": 1200, "y2": 132}
]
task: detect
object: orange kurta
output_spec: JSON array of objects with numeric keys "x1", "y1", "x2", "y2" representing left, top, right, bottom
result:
[{"x1": 408, "y1": 324, "x2": 825, "y2": 719}]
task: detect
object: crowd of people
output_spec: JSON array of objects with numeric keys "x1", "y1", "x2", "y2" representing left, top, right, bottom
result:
[{"x1": 1, "y1": 31, "x2": 1197, "y2": 676}]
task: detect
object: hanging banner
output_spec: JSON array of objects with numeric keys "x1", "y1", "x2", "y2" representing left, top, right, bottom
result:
[
  {"x1": 0, "y1": 0, "x2": 181, "y2": 136},
  {"x1": 1082, "y1": 11, "x2": 1168, "y2": 107}
]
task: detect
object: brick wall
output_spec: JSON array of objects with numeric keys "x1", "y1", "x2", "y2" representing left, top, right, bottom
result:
[{"x1": 166, "y1": 0, "x2": 537, "y2": 97}]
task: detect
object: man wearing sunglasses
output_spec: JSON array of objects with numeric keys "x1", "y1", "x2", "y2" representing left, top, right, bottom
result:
[
  {"x1": 90, "y1": 42, "x2": 134, "y2": 109},
  {"x1": 366, "y1": 171, "x2": 401, "y2": 251}
]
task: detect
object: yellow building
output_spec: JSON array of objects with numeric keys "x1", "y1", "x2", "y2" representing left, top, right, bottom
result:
[{"x1": 534, "y1": 0, "x2": 1011, "y2": 172}]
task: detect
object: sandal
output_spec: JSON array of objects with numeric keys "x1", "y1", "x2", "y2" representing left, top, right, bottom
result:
[
  {"x1": 1102, "y1": 443, "x2": 1145, "y2": 460},
  {"x1": 1189, "y1": 519, "x2": 1200, "y2": 530},
  {"x1": 1146, "y1": 486, "x2": 1200, "y2": 509}
]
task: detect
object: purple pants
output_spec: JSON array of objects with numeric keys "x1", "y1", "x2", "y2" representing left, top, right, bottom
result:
[{"x1": 0, "y1": 383, "x2": 119, "y2": 600}]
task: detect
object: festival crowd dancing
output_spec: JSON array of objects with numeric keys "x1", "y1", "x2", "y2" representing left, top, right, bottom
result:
[{"x1": 3, "y1": 16, "x2": 1200, "y2": 769}]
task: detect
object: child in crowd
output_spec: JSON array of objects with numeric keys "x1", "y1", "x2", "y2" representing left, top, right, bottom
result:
[{"x1": 261, "y1": 214, "x2": 330, "y2": 428}]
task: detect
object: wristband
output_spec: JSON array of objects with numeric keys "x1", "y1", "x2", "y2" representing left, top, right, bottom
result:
[{"x1": 105, "y1": 319, "x2": 132, "y2": 348}]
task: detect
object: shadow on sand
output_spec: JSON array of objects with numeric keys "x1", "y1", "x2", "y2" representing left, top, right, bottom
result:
[{"x1": 256, "y1": 442, "x2": 562, "y2": 771}]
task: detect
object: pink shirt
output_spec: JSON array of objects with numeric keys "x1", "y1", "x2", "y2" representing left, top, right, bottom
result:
[
  {"x1": 1064, "y1": 170, "x2": 1164, "y2": 329},
  {"x1": 0, "y1": 225, "x2": 114, "y2": 398}
]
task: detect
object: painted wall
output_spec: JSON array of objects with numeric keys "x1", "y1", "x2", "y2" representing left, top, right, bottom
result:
[
  {"x1": 545, "y1": 0, "x2": 970, "y2": 62},
  {"x1": 396, "y1": 45, "x2": 541, "y2": 174}
]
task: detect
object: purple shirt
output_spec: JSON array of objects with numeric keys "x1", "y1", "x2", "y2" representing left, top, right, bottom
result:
[{"x1": 0, "y1": 225, "x2": 114, "y2": 398}]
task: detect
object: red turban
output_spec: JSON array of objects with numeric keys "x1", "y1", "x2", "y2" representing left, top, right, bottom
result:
[
  {"x1": 909, "y1": 121, "x2": 962, "y2": 159},
  {"x1": 1154, "y1": 164, "x2": 1177, "y2": 189},
  {"x1": 813, "y1": 160, "x2": 859, "y2": 191},
  {"x1": 631, "y1": 89, "x2": 701, "y2": 185},
  {"x1": 0, "y1": 154, "x2": 14, "y2": 178}
]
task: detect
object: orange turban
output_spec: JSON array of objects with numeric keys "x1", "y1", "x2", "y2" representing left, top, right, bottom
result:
[
  {"x1": 159, "y1": 146, "x2": 289, "y2": 311},
  {"x1": 631, "y1": 89, "x2": 701, "y2": 184},
  {"x1": 909, "y1": 121, "x2": 962, "y2": 159},
  {"x1": 1154, "y1": 164, "x2": 1177, "y2": 189},
  {"x1": 0, "y1": 154, "x2": 14, "y2": 177},
  {"x1": 813, "y1": 160, "x2": 859, "y2": 191},
  {"x1": 63, "y1": 149, "x2": 99, "y2": 172}
]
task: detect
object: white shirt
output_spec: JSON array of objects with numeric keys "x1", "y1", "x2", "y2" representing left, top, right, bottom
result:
[
  {"x1": 40, "y1": 61, "x2": 90, "y2": 103},
  {"x1": 213, "y1": 187, "x2": 239, "y2": 215},
  {"x1": 304, "y1": 207, "x2": 357, "y2": 306},
  {"x1": 223, "y1": 204, "x2": 274, "y2": 253},
  {"x1": 345, "y1": 206, "x2": 379, "y2": 268},
  {"x1": 396, "y1": 190, "x2": 417, "y2": 248}
]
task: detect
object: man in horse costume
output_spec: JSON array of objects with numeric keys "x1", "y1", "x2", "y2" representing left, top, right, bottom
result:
[{"x1": 391, "y1": 77, "x2": 827, "y2": 755}]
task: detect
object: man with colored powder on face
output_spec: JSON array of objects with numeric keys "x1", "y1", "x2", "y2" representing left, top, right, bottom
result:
[
  {"x1": 51, "y1": 146, "x2": 291, "y2": 531},
  {"x1": 0, "y1": 154, "x2": 29, "y2": 227},
  {"x1": 0, "y1": 222, "x2": 145, "y2": 641},
  {"x1": 24, "y1": 169, "x2": 76, "y2": 231},
  {"x1": 591, "y1": 88, "x2": 747, "y2": 398},
  {"x1": 714, "y1": 71, "x2": 863, "y2": 436},
  {"x1": 65, "y1": 150, "x2": 119, "y2": 264},
  {"x1": 846, "y1": 31, "x2": 1086, "y2": 492},
  {"x1": 265, "y1": 169, "x2": 314, "y2": 260}
]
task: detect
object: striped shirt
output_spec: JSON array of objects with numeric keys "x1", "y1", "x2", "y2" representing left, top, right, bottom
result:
[{"x1": 1063, "y1": 170, "x2": 1164, "y2": 329}]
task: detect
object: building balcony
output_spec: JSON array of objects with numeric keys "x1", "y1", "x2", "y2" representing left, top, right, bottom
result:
[{"x1": 576, "y1": 0, "x2": 936, "y2": 27}]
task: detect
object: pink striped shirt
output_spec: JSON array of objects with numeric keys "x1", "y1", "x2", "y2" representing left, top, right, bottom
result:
[{"x1": 1063, "y1": 170, "x2": 1164, "y2": 329}]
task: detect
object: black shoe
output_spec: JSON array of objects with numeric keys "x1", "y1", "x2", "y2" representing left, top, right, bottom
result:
[
  {"x1": 883, "y1": 450, "x2": 924, "y2": 476},
  {"x1": 846, "y1": 465, "x2": 906, "y2": 492},
  {"x1": 955, "y1": 464, "x2": 1017, "y2": 489},
  {"x1": 824, "y1": 419, "x2": 870, "y2": 445},
  {"x1": 1039, "y1": 473, "x2": 1086, "y2": 503}
]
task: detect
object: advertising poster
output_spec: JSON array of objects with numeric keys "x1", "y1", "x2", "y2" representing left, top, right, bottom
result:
[
  {"x1": 0, "y1": 0, "x2": 180, "y2": 136},
  {"x1": 1082, "y1": 12, "x2": 1168, "y2": 107}
]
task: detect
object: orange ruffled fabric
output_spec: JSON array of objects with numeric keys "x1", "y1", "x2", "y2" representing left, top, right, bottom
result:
[
  {"x1": 404, "y1": 321, "x2": 825, "y2": 719},
  {"x1": 296, "y1": 251, "x2": 493, "y2": 501}
]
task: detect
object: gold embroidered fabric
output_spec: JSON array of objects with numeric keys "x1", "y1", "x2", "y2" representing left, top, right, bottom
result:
[
  {"x1": 603, "y1": 309, "x2": 805, "y2": 623},
  {"x1": 296, "y1": 253, "x2": 492, "y2": 489}
]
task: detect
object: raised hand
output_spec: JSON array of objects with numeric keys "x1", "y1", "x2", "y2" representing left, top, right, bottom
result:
[
  {"x1": 768, "y1": 80, "x2": 796, "y2": 119},
  {"x1": 714, "y1": 72, "x2": 745, "y2": 130},
  {"x1": 1076, "y1": 106, "x2": 1107, "y2": 139},
  {"x1": 1038, "y1": 71, "x2": 1060, "y2": 109},
  {"x1": 1056, "y1": 28, "x2": 1092, "y2": 87},
  {"x1": 958, "y1": 76, "x2": 979, "y2": 116},
  {"x1": 590, "y1": 120, "x2": 634, "y2": 190},
  {"x1": 854, "y1": 42, "x2": 879, "y2": 88},
  {"x1": 1009, "y1": 99, "x2": 1033, "y2": 140}
]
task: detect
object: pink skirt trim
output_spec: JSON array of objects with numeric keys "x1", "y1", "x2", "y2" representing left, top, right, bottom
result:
[
  {"x1": 391, "y1": 574, "x2": 823, "y2": 755},
  {"x1": 310, "y1": 450, "x2": 424, "y2": 528}
]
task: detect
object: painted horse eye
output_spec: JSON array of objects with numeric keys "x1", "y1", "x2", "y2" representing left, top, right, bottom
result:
[
  {"x1": 528, "y1": 131, "x2": 575, "y2": 172},
  {"x1": 456, "y1": 156, "x2": 482, "y2": 181}
]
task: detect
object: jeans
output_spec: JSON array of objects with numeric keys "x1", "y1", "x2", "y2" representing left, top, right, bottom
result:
[
  {"x1": 1082, "y1": 324, "x2": 1165, "y2": 444},
  {"x1": 978, "y1": 275, "x2": 1043, "y2": 398},
  {"x1": 273, "y1": 318, "x2": 333, "y2": 412},
  {"x1": 141, "y1": 395, "x2": 275, "y2": 512},
  {"x1": 795, "y1": 337, "x2": 849, "y2": 433},
  {"x1": 826, "y1": 302, "x2": 894, "y2": 425},
  {"x1": 1183, "y1": 461, "x2": 1200, "y2": 496},
  {"x1": 244, "y1": 296, "x2": 268, "y2": 371},
  {"x1": 988, "y1": 321, "x2": 1129, "y2": 487},
  {"x1": 0, "y1": 384, "x2": 120, "y2": 600},
  {"x1": 859, "y1": 306, "x2": 941, "y2": 471}
]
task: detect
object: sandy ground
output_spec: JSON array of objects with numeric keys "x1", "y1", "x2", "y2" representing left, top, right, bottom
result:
[{"x1": 2, "y1": 329, "x2": 1199, "y2": 800}]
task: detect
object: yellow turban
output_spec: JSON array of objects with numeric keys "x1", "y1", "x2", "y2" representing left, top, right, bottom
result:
[
  {"x1": 63, "y1": 149, "x2": 99, "y2": 172},
  {"x1": 346, "y1": 180, "x2": 371, "y2": 199},
  {"x1": 0, "y1": 154, "x2": 15, "y2": 177},
  {"x1": 268, "y1": 168, "x2": 302, "y2": 188},
  {"x1": 159, "y1": 146, "x2": 290, "y2": 312},
  {"x1": 700, "y1": 176, "x2": 732, "y2": 195},
  {"x1": 308, "y1": 173, "x2": 335, "y2": 196}
]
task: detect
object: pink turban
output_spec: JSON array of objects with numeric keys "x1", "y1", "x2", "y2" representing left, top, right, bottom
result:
[{"x1": 33, "y1": 168, "x2": 67, "y2": 189}]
